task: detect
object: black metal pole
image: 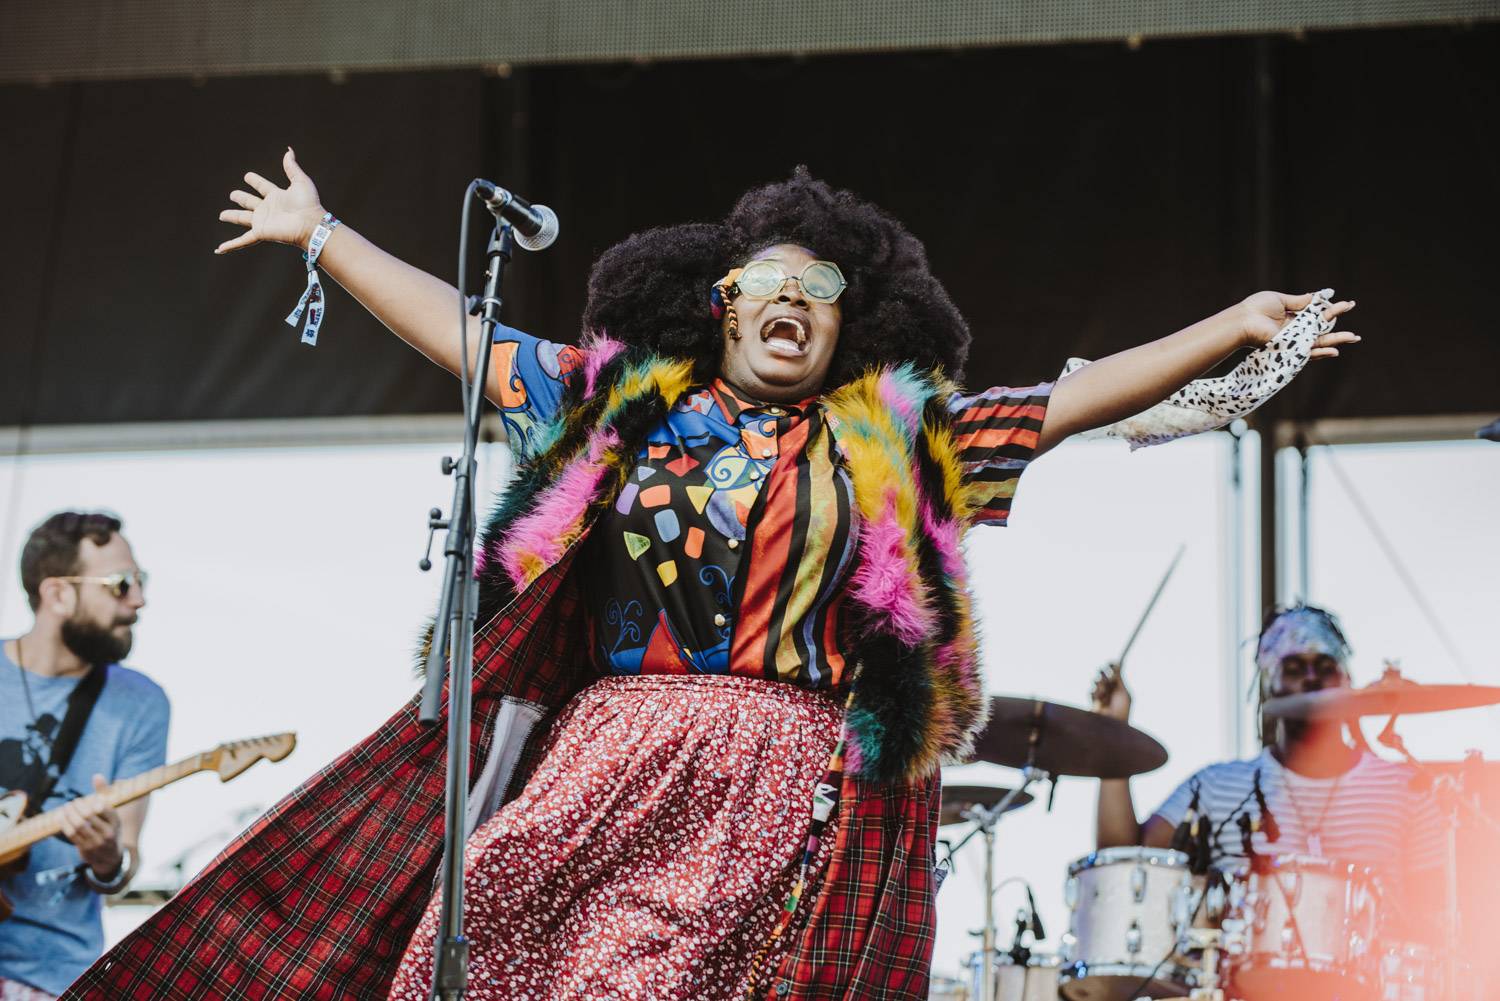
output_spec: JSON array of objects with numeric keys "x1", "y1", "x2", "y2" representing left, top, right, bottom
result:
[
  {"x1": 420, "y1": 220, "x2": 516, "y2": 1000},
  {"x1": 1252, "y1": 36, "x2": 1280, "y2": 621}
]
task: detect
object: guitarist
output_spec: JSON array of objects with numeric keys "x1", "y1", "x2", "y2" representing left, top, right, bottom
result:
[{"x1": 0, "y1": 512, "x2": 169, "y2": 1001}]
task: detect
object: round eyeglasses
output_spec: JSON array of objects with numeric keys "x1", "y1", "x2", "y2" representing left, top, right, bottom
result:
[{"x1": 728, "y1": 259, "x2": 847, "y2": 304}]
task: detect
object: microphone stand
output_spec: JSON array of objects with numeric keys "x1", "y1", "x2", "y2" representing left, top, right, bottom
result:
[{"x1": 417, "y1": 215, "x2": 517, "y2": 1000}]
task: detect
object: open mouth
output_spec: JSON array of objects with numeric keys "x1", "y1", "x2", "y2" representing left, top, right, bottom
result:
[{"x1": 760, "y1": 316, "x2": 809, "y2": 358}]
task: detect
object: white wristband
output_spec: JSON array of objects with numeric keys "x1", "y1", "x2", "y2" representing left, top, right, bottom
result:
[
  {"x1": 285, "y1": 211, "x2": 341, "y2": 346},
  {"x1": 83, "y1": 845, "x2": 133, "y2": 895}
]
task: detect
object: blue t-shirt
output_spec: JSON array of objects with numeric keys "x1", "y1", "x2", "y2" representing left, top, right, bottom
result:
[{"x1": 0, "y1": 645, "x2": 170, "y2": 995}]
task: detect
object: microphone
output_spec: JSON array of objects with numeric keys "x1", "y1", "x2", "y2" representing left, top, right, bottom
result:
[
  {"x1": 1193, "y1": 811, "x2": 1213, "y2": 876},
  {"x1": 473, "y1": 180, "x2": 560, "y2": 251},
  {"x1": 1252, "y1": 769, "x2": 1280, "y2": 843},
  {"x1": 1025, "y1": 884, "x2": 1046, "y2": 941},
  {"x1": 1170, "y1": 786, "x2": 1199, "y2": 856}
]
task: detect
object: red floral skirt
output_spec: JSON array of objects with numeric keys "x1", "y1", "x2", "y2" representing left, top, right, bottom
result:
[{"x1": 387, "y1": 673, "x2": 845, "y2": 1000}]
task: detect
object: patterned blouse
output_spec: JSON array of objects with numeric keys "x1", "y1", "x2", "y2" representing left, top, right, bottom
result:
[{"x1": 491, "y1": 326, "x2": 1052, "y2": 691}]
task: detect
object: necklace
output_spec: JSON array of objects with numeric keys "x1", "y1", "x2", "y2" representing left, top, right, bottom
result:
[
  {"x1": 1277, "y1": 758, "x2": 1350, "y2": 858},
  {"x1": 12, "y1": 636, "x2": 41, "y2": 725}
]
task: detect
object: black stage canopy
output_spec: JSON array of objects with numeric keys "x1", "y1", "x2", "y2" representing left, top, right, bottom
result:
[{"x1": 2, "y1": 26, "x2": 1496, "y2": 428}]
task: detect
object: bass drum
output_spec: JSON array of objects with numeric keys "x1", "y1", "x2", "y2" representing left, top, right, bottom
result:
[
  {"x1": 1058, "y1": 846, "x2": 1196, "y2": 1001},
  {"x1": 995, "y1": 953, "x2": 1062, "y2": 1001},
  {"x1": 956, "y1": 952, "x2": 1062, "y2": 1001},
  {"x1": 928, "y1": 973, "x2": 971, "y2": 1001}
]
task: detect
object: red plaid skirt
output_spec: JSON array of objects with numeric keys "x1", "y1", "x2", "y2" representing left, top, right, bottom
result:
[{"x1": 387, "y1": 673, "x2": 844, "y2": 1000}]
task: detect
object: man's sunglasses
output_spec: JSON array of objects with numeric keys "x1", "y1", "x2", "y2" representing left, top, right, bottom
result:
[
  {"x1": 724, "y1": 259, "x2": 847, "y2": 304},
  {"x1": 52, "y1": 570, "x2": 149, "y2": 599}
]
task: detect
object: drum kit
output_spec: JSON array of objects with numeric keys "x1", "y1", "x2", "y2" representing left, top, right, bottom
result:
[{"x1": 933, "y1": 676, "x2": 1500, "y2": 1001}]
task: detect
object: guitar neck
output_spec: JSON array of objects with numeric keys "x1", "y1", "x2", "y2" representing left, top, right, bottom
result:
[{"x1": 0, "y1": 753, "x2": 210, "y2": 858}]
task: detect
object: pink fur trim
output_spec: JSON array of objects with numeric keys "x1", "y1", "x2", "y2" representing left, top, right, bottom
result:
[
  {"x1": 495, "y1": 430, "x2": 620, "y2": 588},
  {"x1": 842, "y1": 727, "x2": 866, "y2": 774},
  {"x1": 878, "y1": 375, "x2": 921, "y2": 434},
  {"x1": 580, "y1": 332, "x2": 627, "y2": 397},
  {"x1": 848, "y1": 496, "x2": 934, "y2": 647},
  {"x1": 919, "y1": 501, "x2": 966, "y2": 579}
]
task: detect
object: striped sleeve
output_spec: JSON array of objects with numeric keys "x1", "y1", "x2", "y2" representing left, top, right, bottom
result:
[
  {"x1": 947, "y1": 382, "x2": 1053, "y2": 527},
  {"x1": 489, "y1": 323, "x2": 585, "y2": 460}
]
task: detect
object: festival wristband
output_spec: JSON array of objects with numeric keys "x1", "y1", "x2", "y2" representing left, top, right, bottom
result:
[{"x1": 285, "y1": 212, "x2": 341, "y2": 346}]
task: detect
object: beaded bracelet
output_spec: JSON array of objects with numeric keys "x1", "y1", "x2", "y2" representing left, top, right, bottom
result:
[{"x1": 285, "y1": 211, "x2": 341, "y2": 346}]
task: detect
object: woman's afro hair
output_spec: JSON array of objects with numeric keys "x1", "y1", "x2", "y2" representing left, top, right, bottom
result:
[{"x1": 581, "y1": 167, "x2": 972, "y2": 387}]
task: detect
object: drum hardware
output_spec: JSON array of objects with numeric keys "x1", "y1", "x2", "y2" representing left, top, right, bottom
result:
[
  {"x1": 1374, "y1": 723, "x2": 1500, "y2": 1001},
  {"x1": 1180, "y1": 927, "x2": 1227, "y2": 1001},
  {"x1": 939, "y1": 764, "x2": 1051, "y2": 1001}
]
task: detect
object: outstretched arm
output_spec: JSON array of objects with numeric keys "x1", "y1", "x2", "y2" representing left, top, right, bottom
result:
[
  {"x1": 1036, "y1": 292, "x2": 1359, "y2": 455},
  {"x1": 216, "y1": 148, "x2": 489, "y2": 389}
]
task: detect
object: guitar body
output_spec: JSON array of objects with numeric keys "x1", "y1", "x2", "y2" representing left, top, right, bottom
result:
[{"x1": 0, "y1": 789, "x2": 30, "y2": 922}]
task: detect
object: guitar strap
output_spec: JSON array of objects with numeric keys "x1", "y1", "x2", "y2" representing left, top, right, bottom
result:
[{"x1": 23, "y1": 664, "x2": 107, "y2": 818}]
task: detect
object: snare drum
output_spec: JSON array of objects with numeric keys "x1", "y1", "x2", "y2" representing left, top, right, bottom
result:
[
  {"x1": 1058, "y1": 846, "x2": 1196, "y2": 1000},
  {"x1": 1224, "y1": 854, "x2": 1381, "y2": 1000}
]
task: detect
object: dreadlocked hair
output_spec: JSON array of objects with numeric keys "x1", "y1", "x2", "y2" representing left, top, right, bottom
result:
[{"x1": 579, "y1": 167, "x2": 972, "y2": 388}]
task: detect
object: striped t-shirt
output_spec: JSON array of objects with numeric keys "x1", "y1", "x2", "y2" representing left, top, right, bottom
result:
[{"x1": 1152, "y1": 748, "x2": 1445, "y2": 873}]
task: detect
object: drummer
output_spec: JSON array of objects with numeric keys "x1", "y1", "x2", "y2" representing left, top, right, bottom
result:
[{"x1": 1091, "y1": 604, "x2": 1444, "y2": 928}]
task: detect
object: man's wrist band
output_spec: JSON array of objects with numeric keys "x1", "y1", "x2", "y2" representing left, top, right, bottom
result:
[
  {"x1": 285, "y1": 211, "x2": 341, "y2": 346},
  {"x1": 83, "y1": 845, "x2": 133, "y2": 894}
]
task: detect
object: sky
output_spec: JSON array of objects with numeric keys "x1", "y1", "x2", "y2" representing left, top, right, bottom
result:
[{"x1": 1, "y1": 425, "x2": 1495, "y2": 977}]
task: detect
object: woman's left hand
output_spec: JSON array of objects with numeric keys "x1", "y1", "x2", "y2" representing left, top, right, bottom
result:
[{"x1": 1237, "y1": 291, "x2": 1361, "y2": 359}]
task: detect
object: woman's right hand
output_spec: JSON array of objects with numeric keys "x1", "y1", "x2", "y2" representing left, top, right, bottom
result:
[{"x1": 215, "y1": 148, "x2": 327, "y2": 255}]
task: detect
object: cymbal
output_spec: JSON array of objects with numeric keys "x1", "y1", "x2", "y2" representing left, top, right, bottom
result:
[
  {"x1": 1263, "y1": 680, "x2": 1500, "y2": 720},
  {"x1": 968, "y1": 696, "x2": 1168, "y2": 779},
  {"x1": 938, "y1": 784, "x2": 1034, "y2": 826}
]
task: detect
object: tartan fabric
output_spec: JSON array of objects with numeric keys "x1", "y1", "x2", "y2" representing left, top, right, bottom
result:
[
  {"x1": 764, "y1": 774, "x2": 940, "y2": 1000},
  {"x1": 62, "y1": 554, "x2": 589, "y2": 1000},
  {"x1": 61, "y1": 545, "x2": 937, "y2": 1001}
]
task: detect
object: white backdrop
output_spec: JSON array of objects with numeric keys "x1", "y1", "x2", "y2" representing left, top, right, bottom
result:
[{"x1": 1, "y1": 430, "x2": 1495, "y2": 976}]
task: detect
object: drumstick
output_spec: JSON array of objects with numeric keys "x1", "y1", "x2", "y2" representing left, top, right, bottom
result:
[{"x1": 1116, "y1": 544, "x2": 1186, "y2": 670}]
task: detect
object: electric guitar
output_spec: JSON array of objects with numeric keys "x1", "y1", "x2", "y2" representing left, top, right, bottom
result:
[{"x1": 0, "y1": 732, "x2": 296, "y2": 920}]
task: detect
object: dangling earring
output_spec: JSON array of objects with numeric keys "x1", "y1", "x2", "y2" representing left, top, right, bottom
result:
[{"x1": 711, "y1": 282, "x2": 741, "y2": 340}]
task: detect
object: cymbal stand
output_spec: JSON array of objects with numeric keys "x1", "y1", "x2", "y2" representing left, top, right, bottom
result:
[
  {"x1": 947, "y1": 763, "x2": 1049, "y2": 1001},
  {"x1": 1377, "y1": 726, "x2": 1500, "y2": 1001}
]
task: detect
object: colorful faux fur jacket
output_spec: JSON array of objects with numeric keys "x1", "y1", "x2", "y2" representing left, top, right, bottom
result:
[
  {"x1": 473, "y1": 336, "x2": 990, "y2": 782},
  {"x1": 66, "y1": 336, "x2": 1004, "y2": 1001}
]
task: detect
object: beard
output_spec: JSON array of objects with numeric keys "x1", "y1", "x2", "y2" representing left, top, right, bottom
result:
[{"x1": 61, "y1": 613, "x2": 133, "y2": 667}]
